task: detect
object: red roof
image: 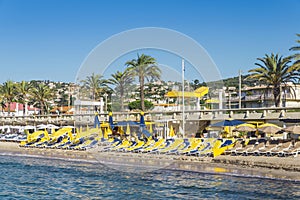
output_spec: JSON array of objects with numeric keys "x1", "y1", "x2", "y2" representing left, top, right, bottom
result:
[{"x1": 4, "y1": 102, "x2": 39, "y2": 112}]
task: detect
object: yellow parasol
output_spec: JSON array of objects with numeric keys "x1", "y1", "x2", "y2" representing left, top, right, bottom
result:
[{"x1": 258, "y1": 123, "x2": 281, "y2": 128}]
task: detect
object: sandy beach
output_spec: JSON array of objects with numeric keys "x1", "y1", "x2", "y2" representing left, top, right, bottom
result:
[{"x1": 1, "y1": 141, "x2": 300, "y2": 181}]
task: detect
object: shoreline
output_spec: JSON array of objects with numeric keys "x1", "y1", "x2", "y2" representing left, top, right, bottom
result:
[{"x1": 1, "y1": 142, "x2": 300, "y2": 181}]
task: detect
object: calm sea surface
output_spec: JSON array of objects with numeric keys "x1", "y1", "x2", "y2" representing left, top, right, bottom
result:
[{"x1": 0, "y1": 155, "x2": 299, "y2": 200}]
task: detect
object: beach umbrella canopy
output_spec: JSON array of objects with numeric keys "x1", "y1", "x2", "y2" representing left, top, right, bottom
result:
[
  {"x1": 258, "y1": 126, "x2": 281, "y2": 134},
  {"x1": 116, "y1": 121, "x2": 139, "y2": 126},
  {"x1": 47, "y1": 124, "x2": 59, "y2": 129},
  {"x1": 210, "y1": 119, "x2": 245, "y2": 127},
  {"x1": 234, "y1": 124, "x2": 256, "y2": 132},
  {"x1": 284, "y1": 125, "x2": 300, "y2": 134},
  {"x1": 24, "y1": 125, "x2": 36, "y2": 129},
  {"x1": 257, "y1": 123, "x2": 280, "y2": 128},
  {"x1": 37, "y1": 124, "x2": 49, "y2": 129}
]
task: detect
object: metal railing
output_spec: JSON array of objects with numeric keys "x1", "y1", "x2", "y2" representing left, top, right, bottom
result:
[{"x1": 0, "y1": 106, "x2": 299, "y2": 125}]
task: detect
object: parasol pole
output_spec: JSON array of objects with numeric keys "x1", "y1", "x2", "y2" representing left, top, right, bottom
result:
[{"x1": 182, "y1": 59, "x2": 185, "y2": 138}]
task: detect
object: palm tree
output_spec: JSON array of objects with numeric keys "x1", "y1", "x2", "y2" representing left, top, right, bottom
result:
[
  {"x1": 108, "y1": 69, "x2": 134, "y2": 111},
  {"x1": 1, "y1": 80, "x2": 16, "y2": 115},
  {"x1": 246, "y1": 53, "x2": 300, "y2": 107},
  {"x1": 126, "y1": 54, "x2": 161, "y2": 111},
  {"x1": 16, "y1": 81, "x2": 32, "y2": 116},
  {"x1": 289, "y1": 33, "x2": 300, "y2": 68},
  {"x1": 81, "y1": 73, "x2": 109, "y2": 100},
  {"x1": 30, "y1": 83, "x2": 54, "y2": 115}
]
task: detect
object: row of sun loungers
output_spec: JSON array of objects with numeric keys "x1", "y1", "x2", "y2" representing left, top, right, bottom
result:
[
  {"x1": 100, "y1": 136, "x2": 300, "y2": 158},
  {"x1": 20, "y1": 135, "x2": 101, "y2": 151},
  {"x1": 227, "y1": 139, "x2": 300, "y2": 157},
  {"x1": 17, "y1": 129, "x2": 300, "y2": 158},
  {"x1": 99, "y1": 137, "x2": 230, "y2": 157}
]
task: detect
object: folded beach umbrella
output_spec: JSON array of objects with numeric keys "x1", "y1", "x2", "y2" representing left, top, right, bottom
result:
[
  {"x1": 108, "y1": 112, "x2": 114, "y2": 129},
  {"x1": 126, "y1": 123, "x2": 131, "y2": 135},
  {"x1": 149, "y1": 123, "x2": 153, "y2": 133},
  {"x1": 140, "y1": 112, "x2": 146, "y2": 128},
  {"x1": 94, "y1": 115, "x2": 101, "y2": 128},
  {"x1": 210, "y1": 119, "x2": 245, "y2": 127},
  {"x1": 104, "y1": 128, "x2": 108, "y2": 139},
  {"x1": 284, "y1": 125, "x2": 300, "y2": 134},
  {"x1": 169, "y1": 125, "x2": 175, "y2": 137}
]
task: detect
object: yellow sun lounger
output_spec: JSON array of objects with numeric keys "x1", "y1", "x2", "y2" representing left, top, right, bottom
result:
[
  {"x1": 141, "y1": 138, "x2": 165, "y2": 153},
  {"x1": 158, "y1": 139, "x2": 184, "y2": 154},
  {"x1": 178, "y1": 138, "x2": 202, "y2": 154}
]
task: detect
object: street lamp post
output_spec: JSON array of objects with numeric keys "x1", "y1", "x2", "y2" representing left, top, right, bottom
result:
[{"x1": 239, "y1": 70, "x2": 242, "y2": 109}]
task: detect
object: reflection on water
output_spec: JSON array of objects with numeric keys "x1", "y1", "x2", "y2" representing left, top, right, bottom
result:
[{"x1": 0, "y1": 155, "x2": 299, "y2": 199}]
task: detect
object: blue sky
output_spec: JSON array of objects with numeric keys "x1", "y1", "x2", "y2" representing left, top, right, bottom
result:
[{"x1": 0, "y1": 0, "x2": 299, "y2": 83}]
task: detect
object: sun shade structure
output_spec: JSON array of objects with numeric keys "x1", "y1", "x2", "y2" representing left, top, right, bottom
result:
[
  {"x1": 210, "y1": 119, "x2": 245, "y2": 127},
  {"x1": 165, "y1": 86, "x2": 208, "y2": 98},
  {"x1": 284, "y1": 125, "x2": 300, "y2": 134},
  {"x1": 234, "y1": 124, "x2": 256, "y2": 132},
  {"x1": 258, "y1": 126, "x2": 282, "y2": 134},
  {"x1": 257, "y1": 123, "x2": 280, "y2": 128}
]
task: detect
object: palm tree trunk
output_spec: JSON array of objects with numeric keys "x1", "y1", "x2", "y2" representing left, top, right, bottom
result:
[
  {"x1": 140, "y1": 76, "x2": 145, "y2": 111},
  {"x1": 23, "y1": 102, "x2": 27, "y2": 116},
  {"x1": 8, "y1": 102, "x2": 11, "y2": 115},
  {"x1": 273, "y1": 86, "x2": 281, "y2": 107},
  {"x1": 120, "y1": 93, "x2": 124, "y2": 111},
  {"x1": 40, "y1": 101, "x2": 44, "y2": 115}
]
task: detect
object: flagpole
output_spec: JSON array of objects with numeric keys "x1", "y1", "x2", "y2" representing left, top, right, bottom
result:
[{"x1": 182, "y1": 59, "x2": 185, "y2": 138}]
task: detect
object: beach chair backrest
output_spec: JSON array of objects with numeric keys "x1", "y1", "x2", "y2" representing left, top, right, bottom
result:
[
  {"x1": 293, "y1": 141, "x2": 300, "y2": 148},
  {"x1": 281, "y1": 141, "x2": 292, "y2": 148},
  {"x1": 256, "y1": 142, "x2": 265, "y2": 148}
]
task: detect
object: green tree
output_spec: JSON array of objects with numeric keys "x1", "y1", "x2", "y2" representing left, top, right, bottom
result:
[
  {"x1": 30, "y1": 83, "x2": 54, "y2": 114},
  {"x1": 108, "y1": 69, "x2": 134, "y2": 111},
  {"x1": 81, "y1": 73, "x2": 109, "y2": 100},
  {"x1": 1, "y1": 80, "x2": 16, "y2": 115},
  {"x1": 290, "y1": 33, "x2": 300, "y2": 68},
  {"x1": 16, "y1": 81, "x2": 32, "y2": 115},
  {"x1": 246, "y1": 53, "x2": 300, "y2": 107},
  {"x1": 0, "y1": 93, "x2": 6, "y2": 113},
  {"x1": 128, "y1": 100, "x2": 154, "y2": 111},
  {"x1": 126, "y1": 54, "x2": 161, "y2": 111}
]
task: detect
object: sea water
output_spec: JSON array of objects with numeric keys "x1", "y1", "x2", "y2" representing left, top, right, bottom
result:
[{"x1": 0, "y1": 155, "x2": 299, "y2": 200}]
